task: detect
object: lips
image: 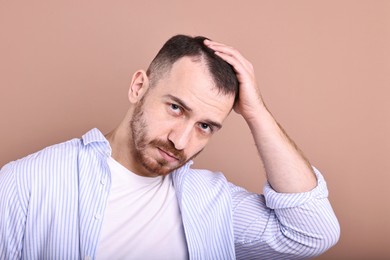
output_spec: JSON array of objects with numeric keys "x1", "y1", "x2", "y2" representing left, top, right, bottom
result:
[{"x1": 157, "y1": 147, "x2": 179, "y2": 162}]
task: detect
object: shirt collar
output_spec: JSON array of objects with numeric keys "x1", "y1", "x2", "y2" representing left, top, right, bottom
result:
[{"x1": 81, "y1": 128, "x2": 112, "y2": 156}]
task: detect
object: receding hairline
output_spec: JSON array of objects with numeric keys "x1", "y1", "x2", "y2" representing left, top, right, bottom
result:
[
  {"x1": 148, "y1": 54, "x2": 220, "y2": 91},
  {"x1": 149, "y1": 55, "x2": 237, "y2": 104}
]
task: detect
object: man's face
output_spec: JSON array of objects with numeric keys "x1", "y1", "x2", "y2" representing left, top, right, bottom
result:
[{"x1": 129, "y1": 57, "x2": 235, "y2": 177}]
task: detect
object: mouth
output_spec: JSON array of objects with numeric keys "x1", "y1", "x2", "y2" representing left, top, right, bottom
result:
[{"x1": 157, "y1": 147, "x2": 179, "y2": 162}]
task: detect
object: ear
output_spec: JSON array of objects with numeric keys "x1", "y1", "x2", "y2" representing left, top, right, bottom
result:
[{"x1": 128, "y1": 70, "x2": 149, "y2": 103}]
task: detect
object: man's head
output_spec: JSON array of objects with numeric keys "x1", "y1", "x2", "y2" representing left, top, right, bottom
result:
[
  {"x1": 147, "y1": 34, "x2": 239, "y2": 104},
  {"x1": 123, "y1": 35, "x2": 239, "y2": 177}
]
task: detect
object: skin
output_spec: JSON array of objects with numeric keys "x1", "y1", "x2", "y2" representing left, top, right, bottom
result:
[
  {"x1": 107, "y1": 39, "x2": 317, "y2": 193},
  {"x1": 105, "y1": 56, "x2": 234, "y2": 178}
]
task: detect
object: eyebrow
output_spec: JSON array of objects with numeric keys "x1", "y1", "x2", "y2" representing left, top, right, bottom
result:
[
  {"x1": 165, "y1": 94, "x2": 192, "y2": 112},
  {"x1": 203, "y1": 119, "x2": 222, "y2": 130},
  {"x1": 164, "y1": 94, "x2": 223, "y2": 130}
]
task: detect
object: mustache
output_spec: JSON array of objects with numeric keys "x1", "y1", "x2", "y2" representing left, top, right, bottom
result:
[{"x1": 150, "y1": 139, "x2": 187, "y2": 161}]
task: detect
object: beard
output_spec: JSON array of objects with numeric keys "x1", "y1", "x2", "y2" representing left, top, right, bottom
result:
[{"x1": 129, "y1": 99, "x2": 201, "y2": 176}]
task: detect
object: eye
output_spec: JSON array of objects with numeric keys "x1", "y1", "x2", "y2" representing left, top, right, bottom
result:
[
  {"x1": 198, "y1": 123, "x2": 213, "y2": 134},
  {"x1": 171, "y1": 104, "x2": 179, "y2": 110},
  {"x1": 168, "y1": 103, "x2": 183, "y2": 115}
]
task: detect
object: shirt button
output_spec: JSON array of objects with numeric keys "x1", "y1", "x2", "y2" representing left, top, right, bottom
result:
[
  {"x1": 94, "y1": 213, "x2": 102, "y2": 220},
  {"x1": 85, "y1": 256, "x2": 92, "y2": 260},
  {"x1": 100, "y1": 177, "x2": 107, "y2": 185}
]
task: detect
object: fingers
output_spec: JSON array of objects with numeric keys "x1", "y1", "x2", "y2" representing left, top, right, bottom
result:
[
  {"x1": 204, "y1": 39, "x2": 253, "y2": 73},
  {"x1": 204, "y1": 39, "x2": 262, "y2": 116}
]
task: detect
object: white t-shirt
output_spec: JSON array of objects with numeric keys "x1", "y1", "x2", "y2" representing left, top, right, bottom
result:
[{"x1": 95, "y1": 157, "x2": 189, "y2": 260}]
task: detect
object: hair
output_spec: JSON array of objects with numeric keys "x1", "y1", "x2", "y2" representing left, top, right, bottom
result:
[{"x1": 146, "y1": 34, "x2": 239, "y2": 104}]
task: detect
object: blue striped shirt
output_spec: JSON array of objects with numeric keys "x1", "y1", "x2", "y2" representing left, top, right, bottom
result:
[{"x1": 0, "y1": 128, "x2": 340, "y2": 259}]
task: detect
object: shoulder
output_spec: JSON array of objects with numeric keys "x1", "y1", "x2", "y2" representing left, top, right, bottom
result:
[
  {"x1": 3, "y1": 137, "x2": 81, "y2": 172},
  {"x1": 188, "y1": 168, "x2": 227, "y2": 182},
  {"x1": 180, "y1": 166, "x2": 231, "y2": 191},
  {"x1": 172, "y1": 163, "x2": 249, "y2": 194},
  {"x1": 0, "y1": 137, "x2": 83, "y2": 194},
  {"x1": 0, "y1": 138, "x2": 82, "y2": 211},
  {"x1": 1, "y1": 128, "x2": 110, "y2": 182},
  {"x1": 172, "y1": 165, "x2": 232, "y2": 200}
]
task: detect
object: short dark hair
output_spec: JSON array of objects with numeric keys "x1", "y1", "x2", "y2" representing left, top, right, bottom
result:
[{"x1": 146, "y1": 34, "x2": 239, "y2": 104}]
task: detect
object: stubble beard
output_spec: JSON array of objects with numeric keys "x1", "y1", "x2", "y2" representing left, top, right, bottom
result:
[{"x1": 130, "y1": 100, "x2": 198, "y2": 177}]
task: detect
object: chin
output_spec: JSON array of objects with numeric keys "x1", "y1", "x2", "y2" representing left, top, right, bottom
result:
[{"x1": 140, "y1": 157, "x2": 177, "y2": 177}]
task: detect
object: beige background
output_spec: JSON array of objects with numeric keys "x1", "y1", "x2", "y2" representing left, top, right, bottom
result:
[{"x1": 1, "y1": 1, "x2": 389, "y2": 259}]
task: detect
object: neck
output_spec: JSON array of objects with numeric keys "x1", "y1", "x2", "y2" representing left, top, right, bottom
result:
[{"x1": 105, "y1": 119, "x2": 135, "y2": 173}]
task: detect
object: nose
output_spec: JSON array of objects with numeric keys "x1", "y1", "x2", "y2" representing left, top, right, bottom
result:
[{"x1": 168, "y1": 123, "x2": 193, "y2": 151}]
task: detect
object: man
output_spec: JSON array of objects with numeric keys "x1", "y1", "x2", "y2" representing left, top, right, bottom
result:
[{"x1": 0, "y1": 35, "x2": 340, "y2": 259}]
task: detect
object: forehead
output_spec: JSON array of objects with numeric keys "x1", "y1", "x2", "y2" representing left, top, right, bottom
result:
[{"x1": 149, "y1": 57, "x2": 234, "y2": 119}]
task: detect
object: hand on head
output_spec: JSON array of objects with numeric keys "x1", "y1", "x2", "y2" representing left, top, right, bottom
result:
[{"x1": 204, "y1": 39, "x2": 264, "y2": 121}]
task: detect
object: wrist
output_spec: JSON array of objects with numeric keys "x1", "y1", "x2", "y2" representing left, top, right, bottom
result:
[{"x1": 241, "y1": 101, "x2": 269, "y2": 125}]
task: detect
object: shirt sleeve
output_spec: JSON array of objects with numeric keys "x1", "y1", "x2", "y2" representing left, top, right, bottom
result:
[
  {"x1": 230, "y1": 167, "x2": 340, "y2": 260},
  {"x1": 0, "y1": 162, "x2": 26, "y2": 260}
]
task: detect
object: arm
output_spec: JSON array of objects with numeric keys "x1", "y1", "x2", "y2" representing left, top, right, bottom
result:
[
  {"x1": 204, "y1": 39, "x2": 316, "y2": 193},
  {"x1": 229, "y1": 168, "x2": 340, "y2": 259},
  {"x1": 204, "y1": 40, "x2": 340, "y2": 258},
  {"x1": 0, "y1": 163, "x2": 25, "y2": 259}
]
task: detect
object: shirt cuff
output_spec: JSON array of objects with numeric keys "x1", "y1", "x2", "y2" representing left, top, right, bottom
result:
[{"x1": 263, "y1": 167, "x2": 330, "y2": 209}]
